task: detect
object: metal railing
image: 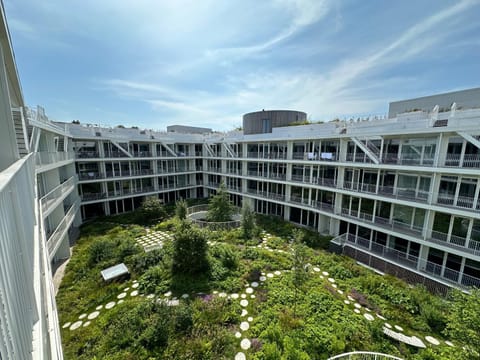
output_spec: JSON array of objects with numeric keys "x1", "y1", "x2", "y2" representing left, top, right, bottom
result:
[
  {"x1": 342, "y1": 234, "x2": 480, "y2": 289},
  {"x1": 186, "y1": 205, "x2": 241, "y2": 230},
  {"x1": 40, "y1": 176, "x2": 76, "y2": 215},
  {"x1": 444, "y1": 153, "x2": 480, "y2": 167},
  {"x1": 381, "y1": 153, "x2": 435, "y2": 166},
  {"x1": 36, "y1": 151, "x2": 75, "y2": 167},
  {"x1": 47, "y1": 200, "x2": 79, "y2": 258},
  {"x1": 436, "y1": 193, "x2": 476, "y2": 210}
]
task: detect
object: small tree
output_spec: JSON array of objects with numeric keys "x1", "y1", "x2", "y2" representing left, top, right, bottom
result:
[
  {"x1": 207, "y1": 182, "x2": 235, "y2": 222},
  {"x1": 140, "y1": 197, "x2": 166, "y2": 222},
  {"x1": 175, "y1": 199, "x2": 188, "y2": 220},
  {"x1": 172, "y1": 221, "x2": 209, "y2": 276},
  {"x1": 291, "y1": 230, "x2": 310, "y2": 317},
  {"x1": 241, "y1": 203, "x2": 256, "y2": 239}
]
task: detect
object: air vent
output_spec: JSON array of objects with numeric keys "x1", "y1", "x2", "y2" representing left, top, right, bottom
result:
[{"x1": 433, "y1": 119, "x2": 448, "y2": 127}]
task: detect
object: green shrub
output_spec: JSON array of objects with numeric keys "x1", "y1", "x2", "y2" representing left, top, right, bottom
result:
[
  {"x1": 88, "y1": 239, "x2": 116, "y2": 266},
  {"x1": 130, "y1": 248, "x2": 164, "y2": 274},
  {"x1": 172, "y1": 222, "x2": 209, "y2": 276},
  {"x1": 139, "y1": 265, "x2": 170, "y2": 294}
]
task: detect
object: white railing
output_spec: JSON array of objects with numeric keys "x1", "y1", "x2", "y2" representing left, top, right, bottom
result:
[
  {"x1": 343, "y1": 234, "x2": 480, "y2": 289},
  {"x1": 46, "y1": 200, "x2": 79, "y2": 259},
  {"x1": 328, "y1": 352, "x2": 403, "y2": 360},
  {"x1": 0, "y1": 154, "x2": 39, "y2": 360},
  {"x1": 36, "y1": 151, "x2": 75, "y2": 168},
  {"x1": 40, "y1": 176, "x2": 76, "y2": 215},
  {"x1": 186, "y1": 205, "x2": 241, "y2": 230}
]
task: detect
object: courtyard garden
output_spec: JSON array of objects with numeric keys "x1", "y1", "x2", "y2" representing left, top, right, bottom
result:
[{"x1": 57, "y1": 194, "x2": 480, "y2": 360}]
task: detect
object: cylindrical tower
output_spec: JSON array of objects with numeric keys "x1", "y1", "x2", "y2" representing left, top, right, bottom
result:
[{"x1": 242, "y1": 110, "x2": 307, "y2": 135}]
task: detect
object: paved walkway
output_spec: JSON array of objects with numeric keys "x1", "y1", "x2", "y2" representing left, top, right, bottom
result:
[{"x1": 53, "y1": 251, "x2": 72, "y2": 295}]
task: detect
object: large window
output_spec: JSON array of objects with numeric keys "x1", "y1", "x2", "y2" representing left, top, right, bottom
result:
[{"x1": 262, "y1": 118, "x2": 271, "y2": 133}]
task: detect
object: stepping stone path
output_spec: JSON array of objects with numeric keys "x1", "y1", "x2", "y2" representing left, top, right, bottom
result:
[
  {"x1": 135, "y1": 228, "x2": 172, "y2": 251},
  {"x1": 62, "y1": 229, "x2": 456, "y2": 358}
]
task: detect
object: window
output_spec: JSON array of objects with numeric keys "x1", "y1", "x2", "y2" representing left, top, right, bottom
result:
[{"x1": 262, "y1": 118, "x2": 271, "y2": 133}]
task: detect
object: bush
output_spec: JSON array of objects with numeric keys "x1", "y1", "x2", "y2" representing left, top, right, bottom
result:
[
  {"x1": 139, "y1": 265, "x2": 170, "y2": 294},
  {"x1": 172, "y1": 222, "x2": 210, "y2": 276},
  {"x1": 210, "y1": 244, "x2": 239, "y2": 270},
  {"x1": 130, "y1": 248, "x2": 164, "y2": 274},
  {"x1": 140, "y1": 197, "x2": 167, "y2": 222},
  {"x1": 88, "y1": 239, "x2": 116, "y2": 266}
]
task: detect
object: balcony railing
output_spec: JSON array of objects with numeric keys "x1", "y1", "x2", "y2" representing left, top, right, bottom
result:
[
  {"x1": 429, "y1": 230, "x2": 480, "y2": 256},
  {"x1": 246, "y1": 152, "x2": 287, "y2": 160},
  {"x1": 340, "y1": 208, "x2": 424, "y2": 237},
  {"x1": 343, "y1": 233, "x2": 480, "y2": 289},
  {"x1": 47, "y1": 200, "x2": 79, "y2": 258},
  {"x1": 444, "y1": 153, "x2": 480, "y2": 168},
  {"x1": 36, "y1": 151, "x2": 75, "y2": 168},
  {"x1": 346, "y1": 153, "x2": 374, "y2": 163},
  {"x1": 245, "y1": 188, "x2": 286, "y2": 202},
  {"x1": 436, "y1": 193, "x2": 477, "y2": 210},
  {"x1": 40, "y1": 176, "x2": 76, "y2": 215},
  {"x1": 381, "y1": 153, "x2": 435, "y2": 166}
]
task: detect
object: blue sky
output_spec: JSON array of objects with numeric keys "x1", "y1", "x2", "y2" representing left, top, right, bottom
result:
[{"x1": 5, "y1": 0, "x2": 480, "y2": 131}]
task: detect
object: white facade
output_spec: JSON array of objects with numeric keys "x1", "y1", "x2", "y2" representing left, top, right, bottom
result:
[
  {"x1": 0, "y1": 5, "x2": 79, "y2": 358},
  {"x1": 64, "y1": 99, "x2": 480, "y2": 294}
]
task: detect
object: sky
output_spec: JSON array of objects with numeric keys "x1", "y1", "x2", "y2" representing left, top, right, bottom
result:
[{"x1": 4, "y1": 0, "x2": 480, "y2": 131}]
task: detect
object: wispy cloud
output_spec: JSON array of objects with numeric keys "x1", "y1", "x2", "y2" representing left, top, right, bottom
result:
[
  {"x1": 205, "y1": 0, "x2": 331, "y2": 60},
  {"x1": 5, "y1": 0, "x2": 480, "y2": 130}
]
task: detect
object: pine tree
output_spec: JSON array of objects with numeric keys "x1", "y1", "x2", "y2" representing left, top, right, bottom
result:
[
  {"x1": 241, "y1": 203, "x2": 256, "y2": 239},
  {"x1": 206, "y1": 182, "x2": 235, "y2": 222},
  {"x1": 175, "y1": 199, "x2": 188, "y2": 220}
]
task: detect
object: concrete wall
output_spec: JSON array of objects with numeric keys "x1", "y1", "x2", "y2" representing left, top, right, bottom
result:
[
  {"x1": 243, "y1": 110, "x2": 307, "y2": 135},
  {"x1": 388, "y1": 87, "x2": 480, "y2": 118}
]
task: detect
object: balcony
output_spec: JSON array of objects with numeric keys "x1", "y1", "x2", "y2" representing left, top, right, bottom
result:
[
  {"x1": 289, "y1": 195, "x2": 335, "y2": 213},
  {"x1": 46, "y1": 200, "x2": 79, "y2": 260},
  {"x1": 381, "y1": 153, "x2": 435, "y2": 167},
  {"x1": 36, "y1": 151, "x2": 75, "y2": 171},
  {"x1": 40, "y1": 176, "x2": 76, "y2": 217},
  {"x1": 341, "y1": 233, "x2": 480, "y2": 290},
  {"x1": 340, "y1": 208, "x2": 480, "y2": 256},
  {"x1": 245, "y1": 188, "x2": 286, "y2": 202},
  {"x1": 246, "y1": 152, "x2": 287, "y2": 160},
  {"x1": 81, "y1": 182, "x2": 201, "y2": 202},
  {"x1": 247, "y1": 170, "x2": 287, "y2": 181},
  {"x1": 429, "y1": 230, "x2": 480, "y2": 257},
  {"x1": 76, "y1": 151, "x2": 99, "y2": 158},
  {"x1": 436, "y1": 193, "x2": 478, "y2": 211},
  {"x1": 444, "y1": 153, "x2": 480, "y2": 168},
  {"x1": 343, "y1": 182, "x2": 430, "y2": 203}
]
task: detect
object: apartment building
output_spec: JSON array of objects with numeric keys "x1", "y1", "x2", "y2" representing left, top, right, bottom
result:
[{"x1": 63, "y1": 100, "x2": 480, "y2": 295}]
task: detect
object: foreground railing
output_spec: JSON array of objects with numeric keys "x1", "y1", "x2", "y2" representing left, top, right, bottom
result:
[
  {"x1": 328, "y1": 351, "x2": 403, "y2": 360},
  {"x1": 0, "y1": 154, "x2": 43, "y2": 359}
]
